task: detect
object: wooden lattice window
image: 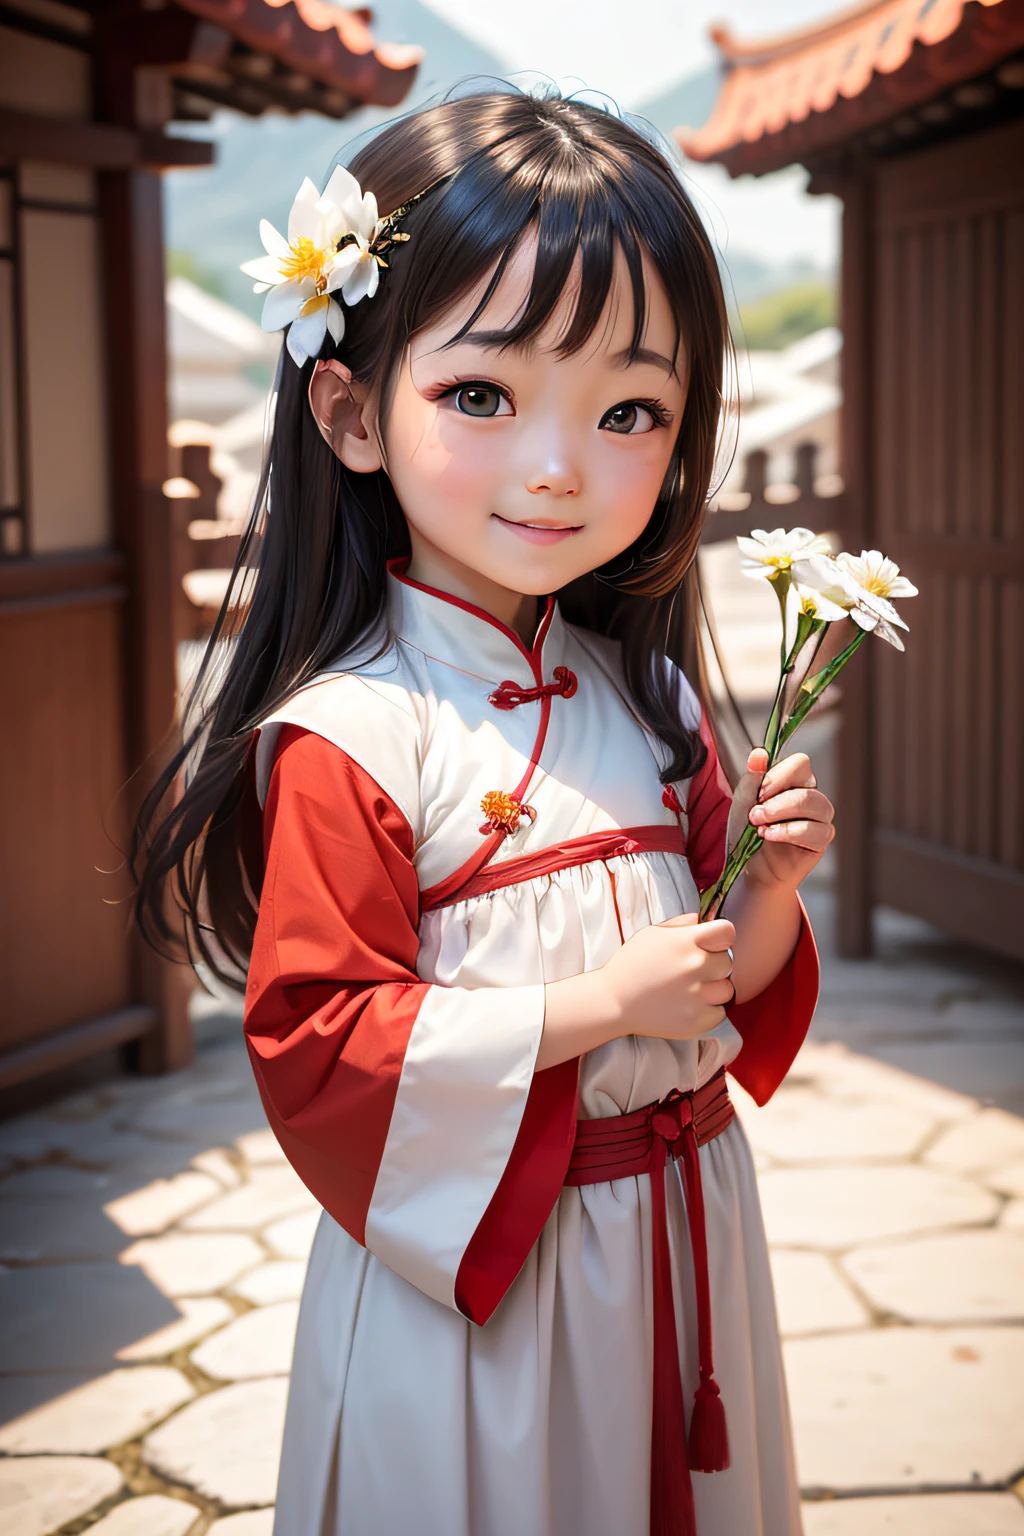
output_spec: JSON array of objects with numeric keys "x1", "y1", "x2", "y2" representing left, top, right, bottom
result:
[{"x1": 0, "y1": 169, "x2": 24, "y2": 557}]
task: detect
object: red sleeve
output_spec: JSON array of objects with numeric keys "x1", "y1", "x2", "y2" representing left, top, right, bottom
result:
[
  {"x1": 245, "y1": 726, "x2": 578, "y2": 1319},
  {"x1": 244, "y1": 724, "x2": 426, "y2": 1244},
  {"x1": 685, "y1": 711, "x2": 820, "y2": 1106}
]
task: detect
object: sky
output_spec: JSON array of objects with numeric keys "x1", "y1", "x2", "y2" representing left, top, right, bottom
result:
[
  {"x1": 415, "y1": 0, "x2": 844, "y2": 267},
  {"x1": 166, "y1": 0, "x2": 846, "y2": 300},
  {"x1": 418, "y1": 0, "x2": 834, "y2": 104}
]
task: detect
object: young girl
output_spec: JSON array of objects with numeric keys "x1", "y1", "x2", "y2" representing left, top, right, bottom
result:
[{"x1": 137, "y1": 87, "x2": 831, "y2": 1536}]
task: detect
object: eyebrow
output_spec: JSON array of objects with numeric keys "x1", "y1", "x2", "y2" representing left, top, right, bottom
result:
[
  {"x1": 611, "y1": 345, "x2": 679, "y2": 378},
  {"x1": 440, "y1": 333, "x2": 680, "y2": 379}
]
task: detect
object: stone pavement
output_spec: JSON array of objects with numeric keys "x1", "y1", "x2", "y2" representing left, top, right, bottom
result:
[{"x1": 1, "y1": 880, "x2": 1022, "y2": 1536}]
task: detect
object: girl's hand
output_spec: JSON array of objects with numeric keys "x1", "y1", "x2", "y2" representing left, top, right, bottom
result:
[
  {"x1": 601, "y1": 913, "x2": 736, "y2": 1041},
  {"x1": 728, "y1": 748, "x2": 835, "y2": 892}
]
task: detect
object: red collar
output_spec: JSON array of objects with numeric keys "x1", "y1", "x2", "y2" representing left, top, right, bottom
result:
[{"x1": 387, "y1": 558, "x2": 555, "y2": 676}]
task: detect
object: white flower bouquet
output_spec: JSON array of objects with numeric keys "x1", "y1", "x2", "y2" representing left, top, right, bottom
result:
[{"x1": 698, "y1": 528, "x2": 918, "y2": 919}]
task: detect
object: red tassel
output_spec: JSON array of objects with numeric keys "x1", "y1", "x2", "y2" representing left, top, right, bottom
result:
[{"x1": 688, "y1": 1375, "x2": 730, "y2": 1473}]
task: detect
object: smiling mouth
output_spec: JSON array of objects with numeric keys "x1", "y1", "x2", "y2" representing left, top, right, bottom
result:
[{"x1": 493, "y1": 514, "x2": 583, "y2": 543}]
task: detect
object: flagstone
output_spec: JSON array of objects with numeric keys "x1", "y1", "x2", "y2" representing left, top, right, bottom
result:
[
  {"x1": 0, "y1": 1165, "x2": 119, "y2": 1199},
  {"x1": 842, "y1": 1230, "x2": 1024, "y2": 1323},
  {"x1": 787, "y1": 1042, "x2": 976, "y2": 1123},
  {"x1": 191, "y1": 1301, "x2": 299, "y2": 1380},
  {"x1": 231, "y1": 1261, "x2": 307, "y2": 1305},
  {"x1": 128, "y1": 1079, "x2": 265, "y2": 1144},
  {"x1": 0, "y1": 1372, "x2": 95, "y2": 1425},
  {"x1": 869, "y1": 1039, "x2": 1024, "y2": 1115},
  {"x1": 815, "y1": 957, "x2": 982, "y2": 1007},
  {"x1": 801, "y1": 1492, "x2": 1024, "y2": 1533},
  {"x1": 120, "y1": 1232, "x2": 263, "y2": 1296},
  {"x1": 758, "y1": 1165, "x2": 997, "y2": 1249},
  {"x1": 265, "y1": 1207, "x2": 320, "y2": 1260},
  {"x1": 987, "y1": 1161, "x2": 1024, "y2": 1198},
  {"x1": 0, "y1": 1112, "x2": 203, "y2": 1168},
  {"x1": 0, "y1": 1365, "x2": 194, "y2": 1454},
  {"x1": 208, "y1": 1512, "x2": 275, "y2": 1535},
  {"x1": 79, "y1": 1494, "x2": 201, "y2": 1536},
  {"x1": 940, "y1": 998, "x2": 1024, "y2": 1037},
  {"x1": 236, "y1": 1128, "x2": 285, "y2": 1165},
  {"x1": 743, "y1": 1091, "x2": 935, "y2": 1164},
  {"x1": 0, "y1": 1454, "x2": 122, "y2": 1536},
  {"x1": 143, "y1": 1377, "x2": 287, "y2": 1506},
  {"x1": 183, "y1": 1164, "x2": 316, "y2": 1232},
  {"x1": 925, "y1": 1108, "x2": 1024, "y2": 1175},
  {"x1": 0, "y1": 1262, "x2": 181, "y2": 1371},
  {"x1": 786, "y1": 1326, "x2": 1024, "y2": 1491},
  {"x1": 116, "y1": 1296, "x2": 235, "y2": 1361},
  {"x1": 104, "y1": 1171, "x2": 222, "y2": 1237},
  {"x1": 769, "y1": 1250, "x2": 870, "y2": 1335},
  {"x1": 0, "y1": 1196, "x2": 128, "y2": 1262},
  {"x1": 191, "y1": 1148, "x2": 242, "y2": 1187}
]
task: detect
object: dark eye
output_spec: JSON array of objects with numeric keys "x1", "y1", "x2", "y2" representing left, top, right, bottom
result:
[
  {"x1": 601, "y1": 402, "x2": 656, "y2": 436},
  {"x1": 455, "y1": 385, "x2": 504, "y2": 417}
]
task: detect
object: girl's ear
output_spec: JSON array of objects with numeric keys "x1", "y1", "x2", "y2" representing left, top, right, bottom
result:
[{"x1": 308, "y1": 358, "x2": 383, "y2": 475}]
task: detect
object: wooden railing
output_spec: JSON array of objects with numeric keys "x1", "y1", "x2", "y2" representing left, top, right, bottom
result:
[
  {"x1": 165, "y1": 441, "x2": 243, "y2": 642},
  {"x1": 702, "y1": 442, "x2": 848, "y2": 548}
]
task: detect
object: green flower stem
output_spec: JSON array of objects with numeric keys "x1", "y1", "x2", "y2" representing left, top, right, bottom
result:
[
  {"x1": 763, "y1": 610, "x2": 822, "y2": 763},
  {"x1": 771, "y1": 570, "x2": 792, "y2": 674},
  {"x1": 777, "y1": 629, "x2": 866, "y2": 748},
  {"x1": 698, "y1": 625, "x2": 867, "y2": 923}
]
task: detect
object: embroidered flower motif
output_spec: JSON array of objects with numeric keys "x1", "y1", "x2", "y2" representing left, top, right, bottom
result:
[{"x1": 479, "y1": 791, "x2": 537, "y2": 835}]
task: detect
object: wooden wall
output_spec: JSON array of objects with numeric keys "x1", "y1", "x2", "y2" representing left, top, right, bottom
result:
[
  {"x1": 0, "y1": 14, "x2": 191, "y2": 1085},
  {"x1": 0, "y1": 578, "x2": 130, "y2": 1050},
  {"x1": 839, "y1": 117, "x2": 1024, "y2": 960}
]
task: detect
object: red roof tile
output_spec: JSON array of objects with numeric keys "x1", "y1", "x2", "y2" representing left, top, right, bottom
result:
[
  {"x1": 678, "y1": 0, "x2": 1024, "y2": 175},
  {"x1": 175, "y1": 0, "x2": 423, "y2": 109}
]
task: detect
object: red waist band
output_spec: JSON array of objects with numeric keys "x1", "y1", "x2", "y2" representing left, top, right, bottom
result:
[
  {"x1": 565, "y1": 1070, "x2": 735, "y2": 1536},
  {"x1": 421, "y1": 823, "x2": 685, "y2": 911}
]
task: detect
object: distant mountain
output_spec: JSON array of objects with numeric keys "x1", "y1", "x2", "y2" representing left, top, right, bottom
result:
[
  {"x1": 165, "y1": 0, "x2": 507, "y2": 317},
  {"x1": 718, "y1": 253, "x2": 835, "y2": 310},
  {"x1": 632, "y1": 65, "x2": 721, "y2": 142},
  {"x1": 165, "y1": 26, "x2": 830, "y2": 322}
]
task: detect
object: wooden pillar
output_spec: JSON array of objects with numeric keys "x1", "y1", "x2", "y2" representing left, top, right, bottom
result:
[
  {"x1": 835, "y1": 170, "x2": 875, "y2": 957},
  {"x1": 99, "y1": 165, "x2": 193, "y2": 1071}
]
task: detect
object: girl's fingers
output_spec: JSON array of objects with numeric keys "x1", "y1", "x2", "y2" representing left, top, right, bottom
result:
[
  {"x1": 758, "y1": 753, "x2": 816, "y2": 798},
  {"x1": 758, "y1": 818, "x2": 835, "y2": 850},
  {"x1": 750, "y1": 788, "x2": 835, "y2": 827}
]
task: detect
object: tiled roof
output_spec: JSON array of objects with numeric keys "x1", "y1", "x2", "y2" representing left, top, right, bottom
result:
[
  {"x1": 678, "y1": 0, "x2": 1024, "y2": 175},
  {"x1": 175, "y1": 0, "x2": 423, "y2": 112}
]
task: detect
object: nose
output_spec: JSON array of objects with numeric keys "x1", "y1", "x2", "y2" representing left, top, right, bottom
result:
[{"x1": 524, "y1": 440, "x2": 581, "y2": 498}]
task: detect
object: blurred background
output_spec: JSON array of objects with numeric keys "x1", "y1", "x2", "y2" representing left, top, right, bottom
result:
[{"x1": 1, "y1": 3, "x2": 1023, "y2": 1533}]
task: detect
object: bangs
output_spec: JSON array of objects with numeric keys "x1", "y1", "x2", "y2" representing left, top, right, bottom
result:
[
  {"x1": 368, "y1": 108, "x2": 692, "y2": 369},
  {"x1": 443, "y1": 183, "x2": 659, "y2": 364}
]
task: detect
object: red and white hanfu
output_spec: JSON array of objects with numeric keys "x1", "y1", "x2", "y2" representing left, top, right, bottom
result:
[{"x1": 245, "y1": 566, "x2": 819, "y2": 1536}]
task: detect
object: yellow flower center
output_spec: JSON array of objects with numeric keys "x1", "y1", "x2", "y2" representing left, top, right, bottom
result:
[
  {"x1": 859, "y1": 573, "x2": 890, "y2": 596},
  {"x1": 279, "y1": 236, "x2": 332, "y2": 292}
]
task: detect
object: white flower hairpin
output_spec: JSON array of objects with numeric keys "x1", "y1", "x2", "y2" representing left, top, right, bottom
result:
[{"x1": 241, "y1": 165, "x2": 430, "y2": 367}]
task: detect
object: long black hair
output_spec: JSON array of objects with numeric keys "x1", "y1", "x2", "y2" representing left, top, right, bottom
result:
[{"x1": 132, "y1": 86, "x2": 732, "y2": 987}]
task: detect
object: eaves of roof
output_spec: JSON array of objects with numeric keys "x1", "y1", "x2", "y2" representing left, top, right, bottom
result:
[{"x1": 677, "y1": 0, "x2": 1024, "y2": 176}]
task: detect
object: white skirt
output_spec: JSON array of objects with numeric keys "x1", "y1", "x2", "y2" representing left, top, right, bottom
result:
[{"x1": 273, "y1": 1109, "x2": 802, "y2": 1536}]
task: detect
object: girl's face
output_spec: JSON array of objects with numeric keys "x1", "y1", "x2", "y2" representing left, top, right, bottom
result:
[{"x1": 375, "y1": 237, "x2": 689, "y2": 629}]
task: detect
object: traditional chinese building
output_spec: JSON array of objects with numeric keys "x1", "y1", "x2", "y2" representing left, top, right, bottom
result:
[
  {"x1": 0, "y1": 0, "x2": 421, "y2": 1091},
  {"x1": 681, "y1": 0, "x2": 1024, "y2": 963}
]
